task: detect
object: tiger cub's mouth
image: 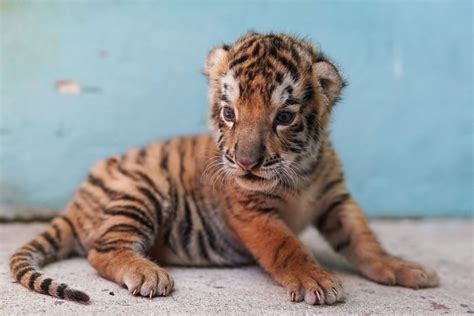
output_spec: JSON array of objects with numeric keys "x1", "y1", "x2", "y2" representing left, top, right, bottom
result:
[
  {"x1": 235, "y1": 171, "x2": 276, "y2": 192},
  {"x1": 241, "y1": 172, "x2": 266, "y2": 181}
]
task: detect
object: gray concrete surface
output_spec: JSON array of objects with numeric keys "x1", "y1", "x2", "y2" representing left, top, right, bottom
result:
[{"x1": 0, "y1": 219, "x2": 473, "y2": 315}]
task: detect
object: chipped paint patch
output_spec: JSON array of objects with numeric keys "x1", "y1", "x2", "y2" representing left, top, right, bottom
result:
[
  {"x1": 55, "y1": 80, "x2": 82, "y2": 95},
  {"x1": 55, "y1": 80, "x2": 102, "y2": 95}
]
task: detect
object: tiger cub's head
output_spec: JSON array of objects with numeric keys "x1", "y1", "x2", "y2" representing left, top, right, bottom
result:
[{"x1": 205, "y1": 33, "x2": 345, "y2": 192}]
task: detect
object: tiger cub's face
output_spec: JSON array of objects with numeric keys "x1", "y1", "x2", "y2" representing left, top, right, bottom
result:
[{"x1": 205, "y1": 33, "x2": 345, "y2": 192}]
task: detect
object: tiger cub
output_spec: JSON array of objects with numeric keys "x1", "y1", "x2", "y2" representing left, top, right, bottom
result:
[{"x1": 9, "y1": 32, "x2": 438, "y2": 305}]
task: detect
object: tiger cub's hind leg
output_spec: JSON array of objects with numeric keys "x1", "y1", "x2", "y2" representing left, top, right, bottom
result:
[{"x1": 87, "y1": 199, "x2": 174, "y2": 298}]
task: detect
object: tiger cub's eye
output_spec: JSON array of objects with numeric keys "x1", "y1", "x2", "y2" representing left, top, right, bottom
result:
[
  {"x1": 222, "y1": 107, "x2": 235, "y2": 122},
  {"x1": 275, "y1": 111, "x2": 295, "y2": 125}
]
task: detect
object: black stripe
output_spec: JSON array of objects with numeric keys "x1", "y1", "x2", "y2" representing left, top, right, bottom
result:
[
  {"x1": 111, "y1": 204, "x2": 154, "y2": 228},
  {"x1": 304, "y1": 108, "x2": 318, "y2": 138},
  {"x1": 320, "y1": 177, "x2": 344, "y2": 197},
  {"x1": 245, "y1": 192, "x2": 283, "y2": 202},
  {"x1": 220, "y1": 93, "x2": 230, "y2": 104},
  {"x1": 13, "y1": 262, "x2": 31, "y2": 271},
  {"x1": 290, "y1": 46, "x2": 301, "y2": 64},
  {"x1": 96, "y1": 238, "x2": 136, "y2": 247},
  {"x1": 179, "y1": 199, "x2": 194, "y2": 258},
  {"x1": 275, "y1": 71, "x2": 284, "y2": 84},
  {"x1": 302, "y1": 83, "x2": 314, "y2": 104},
  {"x1": 28, "y1": 272, "x2": 42, "y2": 289},
  {"x1": 134, "y1": 170, "x2": 165, "y2": 199},
  {"x1": 88, "y1": 174, "x2": 123, "y2": 200},
  {"x1": 30, "y1": 240, "x2": 47, "y2": 257},
  {"x1": 303, "y1": 144, "x2": 324, "y2": 175},
  {"x1": 88, "y1": 174, "x2": 110, "y2": 194},
  {"x1": 316, "y1": 193, "x2": 350, "y2": 230},
  {"x1": 284, "y1": 97, "x2": 299, "y2": 107},
  {"x1": 272, "y1": 237, "x2": 289, "y2": 264},
  {"x1": 192, "y1": 194, "x2": 220, "y2": 254},
  {"x1": 334, "y1": 237, "x2": 351, "y2": 252},
  {"x1": 251, "y1": 43, "x2": 261, "y2": 57},
  {"x1": 89, "y1": 174, "x2": 151, "y2": 212},
  {"x1": 268, "y1": 34, "x2": 285, "y2": 49},
  {"x1": 217, "y1": 134, "x2": 224, "y2": 145},
  {"x1": 72, "y1": 201, "x2": 84, "y2": 212},
  {"x1": 291, "y1": 122, "x2": 305, "y2": 133},
  {"x1": 229, "y1": 54, "x2": 250, "y2": 69},
  {"x1": 41, "y1": 232, "x2": 59, "y2": 252},
  {"x1": 100, "y1": 224, "x2": 150, "y2": 242},
  {"x1": 287, "y1": 139, "x2": 306, "y2": 153},
  {"x1": 227, "y1": 206, "x2": 259, "y2": 223},
  {"x1": 261, "y1": 192, "x2": 284, "y2": 201},
  {"x1": 15, "y1": 267, "x2": 34, "y2": 281},
  {"x1": 255, "y1": 207, "x2": 277, "y2": 215},
  {"x1": 93, "y1": 245, "x2": 132, "y2": 253},
  {"x1": 115, "y1": 164, "x2": 141, "y2": 181},
  {"x1": 59, "y1": 215, "x2": 86, "y2": 253},
  {"x1": 281, "y1": 248, "x2": 297, "y2": 268},
  {"x1": 177, "y1": 142, "x2": 185, "y2": 185},
  {"x1": 40, "y1": 278, "x2": 53, "y2": 294},
  {"x1": 236, "y1": 35, "x2": 258, "y2": 53},
  {"x1": 12, "y1": 251, "x2": 34, "y2": 259},
  {"x1": 52, "y1": 223, "x2": 62, "y2": 241},
  {"x1": 136, "y1": 148, "x2": 147, "y2": 164},
  {"x1": 116, "y1": 164, "x2": 164, "y2": 201},
  {"x1": 57, "y1": 283, "x2": 67, "y2": 299},
  {"x1": 91, "y1": 175, "x2": 138, "y2": 203},
  {"x1": 269, "y1": 44, "x2": 278, "y2": 58},
  {"x1": 21, "y1": 245, "x2": 36, "y2": 252},
  {"x1": 104, "y1": 208, "x2": 154, "y2": 231},
  {"x1": 169, "y1": 179, "x2": 179, "y2": 210},
  {"x1": 160, "y1": 150, "x2": 169, "y2": 169},
  {"x1": 59, "y1": 215, "x2": 76, "y2": 236},
  {"x1": 118, "y1": 193, "x2": 149, "y2": 208},
  {"x1": 78, "y1": 188, "x2": 103, "y2": 208},
  {"x1": 163, "y1": 228, "x2": 178, "y2": 255},
  {"x1": 9, "y1": 257, "x2": 29, "y2": 267},
  {"x1": 137, "y1": 187, "x2": 162, "y2": 225},
  {"x1": 262, "y1": 159, "x2": 280, "y2": 168},
  {"x1": 192, "y1": 189, "x2": 249, "y2": 260},
  {"x1": 197, "y1": 231, "x2": 210, "y2": 261},
  {"x1": 273, "y1": 53, "x2": 299, "y2": 82}
]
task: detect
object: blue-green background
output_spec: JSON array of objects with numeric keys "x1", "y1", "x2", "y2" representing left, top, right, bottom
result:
[{"x1": 1, "y1": 0, "x2": 472, "y2": 217}]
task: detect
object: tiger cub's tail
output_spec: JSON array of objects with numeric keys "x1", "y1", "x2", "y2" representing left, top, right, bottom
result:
[{"x1": 9, "y1": 215, "x2": 90, "y2": 304}]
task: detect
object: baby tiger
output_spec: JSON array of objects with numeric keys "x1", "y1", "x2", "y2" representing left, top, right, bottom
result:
[{"x1": 9, "y1": 32, "x2": 439, "y2": 305}]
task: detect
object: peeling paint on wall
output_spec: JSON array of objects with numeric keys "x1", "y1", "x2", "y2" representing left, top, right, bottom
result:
[
  {"x1": 55, "y1": 80, "x2": 102, "y2": 95},
  {"x1": 55, "y1": 80, "x2": 82, "y2": 95}
]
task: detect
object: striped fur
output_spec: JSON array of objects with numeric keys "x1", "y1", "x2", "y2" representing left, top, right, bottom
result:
[{"x1": 10, "y1": 33, "x2": 438, "y2": 305}]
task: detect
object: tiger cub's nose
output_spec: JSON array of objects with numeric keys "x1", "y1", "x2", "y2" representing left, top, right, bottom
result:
[{"x1": 236, "y1": 156, "x2": 260, "y2": 171}]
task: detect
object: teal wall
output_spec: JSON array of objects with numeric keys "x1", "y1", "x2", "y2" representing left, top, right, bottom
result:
[{"x1": 0, "y1": 0, "x2": 472, "y2": 217}]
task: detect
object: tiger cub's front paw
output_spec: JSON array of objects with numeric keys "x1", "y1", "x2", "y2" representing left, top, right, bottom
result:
[
  {"x1": 284, "y1": 268, "x2": 344, "y2": 305},
  {"x1": 361, "y1": 256, "x2": 439, "y2": 289},
  {"x1": 121, "y1": 259, "x2": 174, "y2": 298}
]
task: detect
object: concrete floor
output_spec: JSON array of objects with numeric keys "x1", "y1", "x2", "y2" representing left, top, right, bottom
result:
[{"x1": 0, "y1": 219, "x2": 473, "y2": 315}]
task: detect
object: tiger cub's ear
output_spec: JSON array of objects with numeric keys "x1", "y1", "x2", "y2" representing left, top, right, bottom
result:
[
  {"x1": 204, "y1": 45, "x2": 230, "y2": 79},
  {"x1": 313, "y1": 56, "x2": 345, "y2": 107}
]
